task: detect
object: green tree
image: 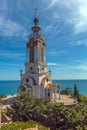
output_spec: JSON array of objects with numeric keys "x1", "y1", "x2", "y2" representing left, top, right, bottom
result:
[
  {"x1": 77, "y1": 94, "x2": 87, "y2": 103},
  {"x1": 73, "y1": 83, "x2": 79, "y2": 98},
  {"x1": 7, "y1": 92, "x2": 35, "y2": 121},
  {"x1": 6, "y1": 92, "x2": 87, "y2": 130}
]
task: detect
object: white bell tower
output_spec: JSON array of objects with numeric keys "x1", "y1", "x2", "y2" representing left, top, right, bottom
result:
[{"x1": 18, "y1": 9, "x2": 52, "y2": 98}]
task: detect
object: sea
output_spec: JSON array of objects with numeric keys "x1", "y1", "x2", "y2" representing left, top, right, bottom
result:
[{"x1": 0, "y1": 80, "x2": 87, "y2": 96}]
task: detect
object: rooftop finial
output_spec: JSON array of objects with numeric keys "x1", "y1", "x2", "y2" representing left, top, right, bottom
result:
[{"x1": 34, "y1": 8, "x2": 38, "y2": 25}]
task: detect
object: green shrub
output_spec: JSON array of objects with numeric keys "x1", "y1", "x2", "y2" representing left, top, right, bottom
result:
[
  {"x1": 0, "y1": 121, "x2": 50, "y2": 130},
  {"x1": 5, "y1": 93, "x2": 87, "y2": 130}
]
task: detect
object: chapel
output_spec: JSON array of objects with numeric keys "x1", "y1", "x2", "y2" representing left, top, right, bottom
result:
[{"x1": 18, "y1": 9, "x2": 57, "y2": 99}]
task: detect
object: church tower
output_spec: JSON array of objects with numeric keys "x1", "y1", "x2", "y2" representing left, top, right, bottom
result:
[{"x1": 18, "y1": 9, "x2": 52, "y2": 98}]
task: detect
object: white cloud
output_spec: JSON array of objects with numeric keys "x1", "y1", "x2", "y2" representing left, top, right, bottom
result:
[
  {"x1": 1, "y1": 0, "x2": 87, "y2": 36},
  {"x1": 51, "y1": 61, "x2": 87, "y2": 79},
  {"x1": 47, "y1": 50, "x2": 66, "y2": 56},
  {"x1": 77, "y1": 65, "x2": 87, "y2": 71},
  {"x1": 46, "y1": 0, "x2": 58, "y2": 9},
  {"x1": 0, "y1": 0, "x2": 8, "y2": 11},
  {"x1": 63, "y1": 65, "x2": 87, "y2": 71},
  {"x1": 0, "y1": 62, "x2": 22, "y2": 67},
  {"x1": 45, "y1": 23, "x2": 54, "y2": 32},
  {"x1": 0, "y1": 51, "x2": 24, "y2": 58},
  {"x1": 65, "y1": 0, "x2": 87, "y2": 34},
  {"x1": 56, "y1": 63, "x2": 87, "y2": 71},
  {"x1": 44, "y1": 0, "x2": 87, "y2": 34},
  {"x1": 70, "y1": 0, "x2": 87, "y2": 34},
  {"x1": 47, "y1": 62, "x2": 60, "y2": 66},
  {"x1": 0, "y1": 1, "x2": 28, "y2": 39},
  {"x1": 0, "y1": 15, "x2": 27, "y2": 38},
  {"x1": 48, "y1": 60, "x2": 87, "y2": 71},
  {"x1": 70, "y1": 40, "x2": 87, "y2": 46}
]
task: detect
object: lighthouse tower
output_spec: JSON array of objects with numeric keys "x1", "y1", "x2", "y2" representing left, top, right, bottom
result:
[{"x1": 18, "y1": 9, "x2": 52, "y2": 98}]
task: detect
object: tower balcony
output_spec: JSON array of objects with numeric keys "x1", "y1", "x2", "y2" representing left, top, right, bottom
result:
[{"x1": 29, "y1": 34, "x2": 44, "y2": 41}]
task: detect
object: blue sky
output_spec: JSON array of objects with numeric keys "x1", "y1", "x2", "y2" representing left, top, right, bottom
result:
[{"x1": 0, "y1": 0, "x2": 87, "y2": 80}]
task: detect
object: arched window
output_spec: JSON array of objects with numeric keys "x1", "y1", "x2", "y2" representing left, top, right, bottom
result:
[
  {"x1": 41, "y1": 47, "x2": 44, "y2": 62},
  {"x1": 30, "y1": 47, "x2": 34, "y2": 62}
]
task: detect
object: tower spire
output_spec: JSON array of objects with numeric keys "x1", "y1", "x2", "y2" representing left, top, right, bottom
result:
[
  {"x1": 35, "y1": 8, "x2": 37, "y2": 19},
  {"x1": 34, "y1": 8, "x2": 38, "y2": 25}
]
